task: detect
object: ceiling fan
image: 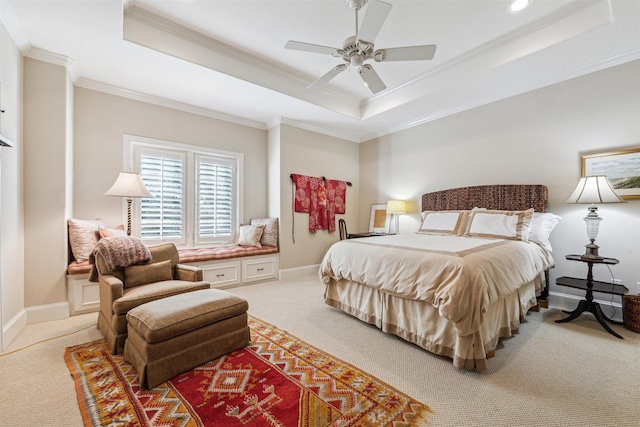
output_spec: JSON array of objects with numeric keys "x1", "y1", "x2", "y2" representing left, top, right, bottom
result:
[{"x1": 285, "y1": 0, "x2": 437, "y2": 94}]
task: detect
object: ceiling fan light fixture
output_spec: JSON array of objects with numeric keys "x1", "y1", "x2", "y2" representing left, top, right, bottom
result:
[{"x1": 509, "y1": 0, "x2": 531, "y2": 13}]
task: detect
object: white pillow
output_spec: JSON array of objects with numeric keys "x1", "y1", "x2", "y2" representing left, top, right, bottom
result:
[
  {"x1": 237, "y1": 224, "x2": 265, "y2": 248},
  {"x1": 418, "y1": 211, "x2": 469, "y2": 235},
  {"x1": 528, "y1": 212, "x2": 561, "y2": 251},
  {"x1": 464, "y1": 208, "x2": 534, "y2": 241}
]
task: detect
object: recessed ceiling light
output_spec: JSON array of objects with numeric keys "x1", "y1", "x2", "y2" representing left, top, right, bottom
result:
[{"x1": 509, "y1": 0, "x2": 531, "y2": 13}]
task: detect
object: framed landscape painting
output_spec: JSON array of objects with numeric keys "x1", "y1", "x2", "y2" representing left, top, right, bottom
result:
[
  {"x1": 369, "y1": 204, "x2": 389, "y2": 233},
  {"x1": 581, "y1": 148, "x2": 640, "y2": 199}
]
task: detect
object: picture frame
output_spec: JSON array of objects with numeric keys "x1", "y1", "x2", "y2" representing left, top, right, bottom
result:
[
  {"x1": 369, "y1": 203, "x2": 389, "y2": 233},
  {"x1": 581, "y1": 148, "x2": 640, "y2": 200}
]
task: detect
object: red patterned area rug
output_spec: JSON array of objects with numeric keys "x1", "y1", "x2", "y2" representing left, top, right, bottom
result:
[{"x1": 65, "y1": 316, "x2": 431, "y2": 426}]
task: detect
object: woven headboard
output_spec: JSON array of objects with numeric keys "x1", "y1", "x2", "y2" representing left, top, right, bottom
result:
[{"x1": 422, "y1": 184, "x2": 548, "y2": 213}]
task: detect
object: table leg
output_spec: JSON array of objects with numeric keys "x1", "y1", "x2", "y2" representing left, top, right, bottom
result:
[
  {"x1": 591, "y1": 303, "x2": 624, "y2": 339},
  {"x1": 555, "y1": 299, "x2": 624, "y2": 339},
  {"x1": 597, "y1": 306, "x2": 624, "y2": 325},
  {"x1": 555, "y1": 300, "x2": 588, "y2": 323}
]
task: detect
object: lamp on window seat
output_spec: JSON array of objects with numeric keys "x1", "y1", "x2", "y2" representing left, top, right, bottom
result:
[
  {"x1": 105, "y1": 172, "x2": 152, "y2": 236},
  {"x1": 564, "y1": 175, "x2": 625, "y2": 260},
  {"x1": 386, "y1": 200, "x2": 407, "y2": 235}
]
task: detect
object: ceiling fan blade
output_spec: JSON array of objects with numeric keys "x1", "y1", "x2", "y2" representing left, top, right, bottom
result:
[
  {"x1": 357, "y1": 0, "x2": 392, "y2": 43},
  {"x1": 359, "y1": 64, "x2": 386, "y2": 94},
  {"x1": 375, "y1": 44, "x2": 437, "y2": 62},
  {"x1": 308, "y1": 64, "x2": 347, "y2": 90},
  {"x1": 285, "y1": 40, "x2": 339, "y2": 56}
]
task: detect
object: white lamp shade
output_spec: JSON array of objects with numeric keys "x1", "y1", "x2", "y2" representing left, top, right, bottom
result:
[
  {"x1": 386, "y1": 200, "x2": 407, "y2": 214},
  {"x1": 104, "y1": 172, "x2": 152, "y2": 198},
  {"x1": 564, "y1": 175, "x2": 625, "y2": 204}
]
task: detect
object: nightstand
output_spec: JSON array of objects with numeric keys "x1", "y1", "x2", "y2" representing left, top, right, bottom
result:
[
  {"x1": 555, "y1": 254, "x2": 628, "y2": 339},
  {"x1": 347, "y1": 232, "x2": 387, "y2": 239}
]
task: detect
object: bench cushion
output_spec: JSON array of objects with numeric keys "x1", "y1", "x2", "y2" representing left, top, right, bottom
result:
[
  {"x1": 126, "y1": 288, "x2": 248, "y2": 343},
  {"x1": 67, "y1": 260, "x2": 92, "y2": 275},
  {"x1": 178, "y1": 245, "x2": 278, "y2": 263},
  {"x1": 68, "y1": 245, "x2": 279, "y2": 276}
]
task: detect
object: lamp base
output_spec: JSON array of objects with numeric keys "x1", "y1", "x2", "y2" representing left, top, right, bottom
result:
[{"x1": 581, "y1": 241, "x2": 603, "y2": 260}]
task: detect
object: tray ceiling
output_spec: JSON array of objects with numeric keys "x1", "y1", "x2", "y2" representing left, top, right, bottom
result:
[{"x1": 4, "y1": 0, "x2": 640, "y2": 142}]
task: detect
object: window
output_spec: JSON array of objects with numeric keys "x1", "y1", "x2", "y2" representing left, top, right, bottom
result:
[{"x1": 125, "y1": 135, "x2": 243, "y2": 247}]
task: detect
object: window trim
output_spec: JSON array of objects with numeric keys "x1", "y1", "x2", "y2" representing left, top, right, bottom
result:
[{"x1": 123, "y1": 134, "x2": 244, "y2": 248}]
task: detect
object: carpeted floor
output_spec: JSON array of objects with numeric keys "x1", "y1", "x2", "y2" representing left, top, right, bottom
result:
[
  {"x1": 65, "y1": 316, "x2": 430, "y2": 426},
  {"x1": 1, "y1": 274, "x2": 639, "y2": 426}
]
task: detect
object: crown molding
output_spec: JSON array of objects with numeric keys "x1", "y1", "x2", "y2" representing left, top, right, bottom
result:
[
  {"x1": 75, "y1": 78, "x2": 267, "y2": 131},
  {"x1": 24, "y1": 47, "x2": 79, "y2": 82},
  {"x1": 359, "y1": 48, "x2": 640, "y2": 142},
  {"x1": 271, "y1": 117, "x2": 360, "y2": 143},
  {"x1": 0, "y1": 0, "x2": 30, "y2": 53},
  {"x1": 123, "y1": 5, "x2": 362, "y2": 120}
]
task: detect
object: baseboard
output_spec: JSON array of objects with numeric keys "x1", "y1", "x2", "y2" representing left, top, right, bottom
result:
[
  {"x1": 548, "y1": 291, "x2": 624, "y2": 322},
  {"x1": 2, "y1": 309, "x2": 27, "y2": 351},
  {"x1": 25, "y1": 302, "x2": 70, "y2": 325},
  {"x1": 278, "y1": 264, "x2": 320, "y2": 281}
]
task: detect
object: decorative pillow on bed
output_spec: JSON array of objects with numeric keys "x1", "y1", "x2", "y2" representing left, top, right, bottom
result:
[
  {"x1": 418, "y1": 211, "x2": 470, "y2": 235},
  {"x1": 250, "y1": 218, "x2": 278, "y2": 247},
  {"x1": 237, "y1": 224, "x2": 265, "y2": 248},
  {"x1": 528, "y1": 212, "x2": 561, "y2": 251},
  {"x1": 464, "y1": 208, "x2": 534, "y2": 241}
]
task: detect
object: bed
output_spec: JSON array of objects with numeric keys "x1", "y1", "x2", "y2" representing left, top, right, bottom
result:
[{"x1": 319, "y1": 184, "x2": 556, "y2": 369}]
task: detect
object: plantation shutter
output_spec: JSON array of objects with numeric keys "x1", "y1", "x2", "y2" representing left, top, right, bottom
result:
[
  {"x1": 139, "y1": 149, "x2": 185, "y2": 245},
  {"x1": 196, "y1": 154, "x2": 235, "y2": 244}
]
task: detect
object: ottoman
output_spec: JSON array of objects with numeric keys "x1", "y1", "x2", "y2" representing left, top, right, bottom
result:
[{"x1": 124, "y1": 288, "x2": 250, "y2": 389}]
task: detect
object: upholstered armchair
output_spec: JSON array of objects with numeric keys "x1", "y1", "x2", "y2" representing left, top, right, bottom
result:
[{"x1": 96, "y1": 242, "x2": 210, "y2": 354}]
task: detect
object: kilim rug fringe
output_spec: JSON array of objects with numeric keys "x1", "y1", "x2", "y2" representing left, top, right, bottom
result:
[{"x1": 65, "y1": 315, "x2": 431, "y2": 426}]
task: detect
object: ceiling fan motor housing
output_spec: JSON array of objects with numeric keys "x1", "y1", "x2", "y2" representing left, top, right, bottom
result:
[{"x1": 346, "y1": 0, "x2": 367, "y2": 11}]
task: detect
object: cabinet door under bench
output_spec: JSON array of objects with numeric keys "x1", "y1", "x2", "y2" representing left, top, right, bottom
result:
[
  {"x1": 189, "y1": 254, "x2": 279, "y2": 288},
  {"x1": 197, "y1": 260, "x2": 241, "y2": 288},
  {"x1": 67, "y1": 274, "x2": 100, "y2": 315},
  {"x1": 242, "y1": 254, "x2": 279, "y2": 283}
]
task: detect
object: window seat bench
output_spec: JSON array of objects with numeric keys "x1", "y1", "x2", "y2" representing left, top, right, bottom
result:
[{"x1": 67, "y1": 245, "x2": 279, "y2": 315}]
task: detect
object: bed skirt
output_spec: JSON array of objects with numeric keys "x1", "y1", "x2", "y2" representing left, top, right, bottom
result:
[{"x1": 323, "y1": 274, "x2": 543, "y2": 370}]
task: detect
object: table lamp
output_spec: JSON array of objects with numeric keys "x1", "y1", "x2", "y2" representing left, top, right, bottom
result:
[
  {"x1": 564, "y1": 175, "x2": 625, "y2": 259},
  {"x1": 105, "y1": 172, "x2": 152, "y2": 236},
  {"x1": 386, "y1": 200, "x2": 407, "y2": 235}
]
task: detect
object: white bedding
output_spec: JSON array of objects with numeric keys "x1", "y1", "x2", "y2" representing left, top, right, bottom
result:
[{"x1": 319, "y1": 234, "x2": 554, "y2": 337}]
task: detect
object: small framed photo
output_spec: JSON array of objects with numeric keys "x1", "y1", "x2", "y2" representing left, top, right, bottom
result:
[
  {"x1": 582, "y1": 148, "x2": 640, "y2": 200},
  {"x1": 369, "y1": 204, "x2": 389, "y2": 233}
]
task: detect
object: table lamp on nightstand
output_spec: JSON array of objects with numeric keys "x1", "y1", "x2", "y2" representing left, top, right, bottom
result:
[
  {"x1": 386, "y1": 200, "x2": 407, "y2": 235},
  {"x1": 564, "y1": 175, "x2": 625, "y2": 260}
]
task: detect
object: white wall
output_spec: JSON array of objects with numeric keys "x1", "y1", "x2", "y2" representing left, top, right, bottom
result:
[
  {"x1": 23, "y1": 58, "x2": 72, "y2": 310},
  {"x1": 0, "y1": 15, "x2": 25, "y2": 349},
  {"x1": 73, "y1": 87, "x2": 269, "y2": 229},
  {"x1": 277, "y1": 124, "x2": 360, "y2": 270},
  {"x1": 360, "y1": 60, "x2": 640, "y2": 302}
]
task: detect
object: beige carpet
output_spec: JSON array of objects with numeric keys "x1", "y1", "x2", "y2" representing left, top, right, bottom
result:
[{"x1": 1, "y1": 275, "x2": 639, "y2": 426}]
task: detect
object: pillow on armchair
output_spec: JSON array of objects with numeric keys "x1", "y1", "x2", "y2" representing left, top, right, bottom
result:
[{"x1": 125, "y1": 259, "x2": 173, "y2": 288}]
